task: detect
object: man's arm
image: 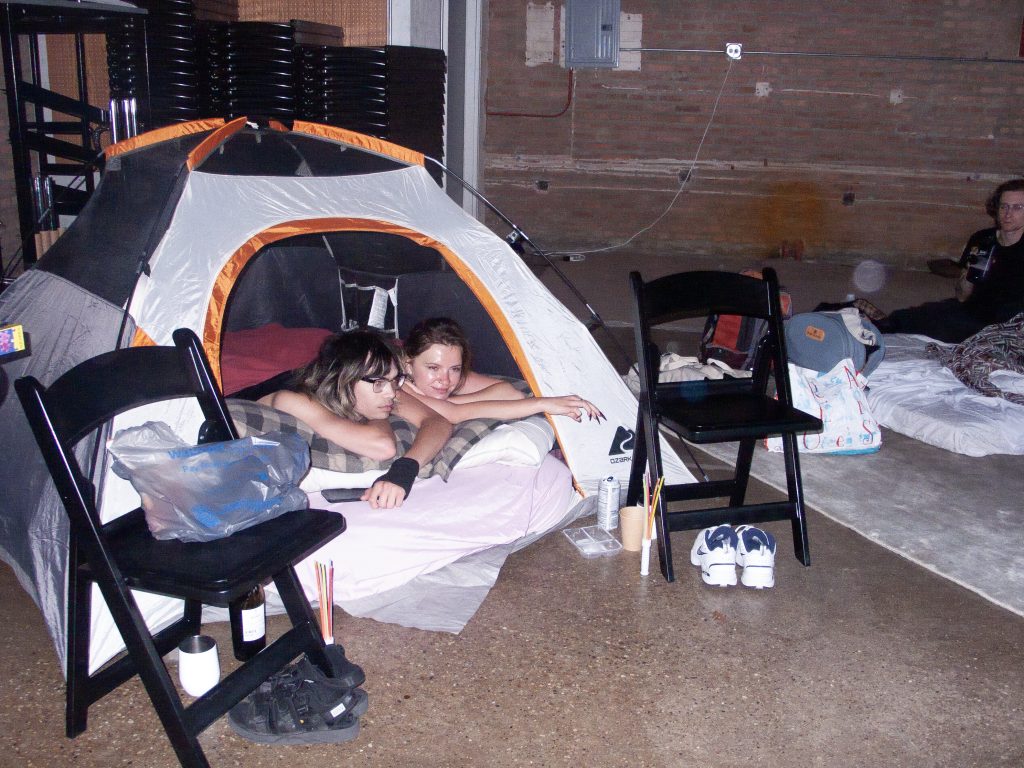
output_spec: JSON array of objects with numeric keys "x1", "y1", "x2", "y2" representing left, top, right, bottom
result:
[
  {"x1": 261, "y1": 390, "x2": 397, "y2": 460},
  {"x1": 955, "y1": 269, "x2": 974, "y2": 302},
  {"x1": 361, "y1": 393, "x2": 453, "y2": 509}
]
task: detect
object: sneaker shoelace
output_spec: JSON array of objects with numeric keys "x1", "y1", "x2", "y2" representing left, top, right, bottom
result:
[
  {"x1": 738, "y1": 526, "x2": 775, "y2": 554},
  {"x1": 706, "y1": 526, "x2": 736, "y2": 551}
]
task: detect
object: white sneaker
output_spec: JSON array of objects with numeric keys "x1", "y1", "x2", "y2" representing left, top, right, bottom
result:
[
  {"x1": 689, "y1": 525, "x2": 738, "y2": 587},
  {"x1": 735, "y1": 525, "x2": 776, "y2": 589}
]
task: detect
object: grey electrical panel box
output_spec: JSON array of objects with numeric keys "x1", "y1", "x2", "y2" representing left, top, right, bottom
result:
[{"x1": 565, "y1": 0, "x2": 620, "y2": 68}]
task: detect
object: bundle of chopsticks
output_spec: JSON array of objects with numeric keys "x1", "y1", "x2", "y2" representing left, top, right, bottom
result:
[
  {"x1": 314, "y1": 560, "x2": 335, "y2": 644},
  {"x1": 641, "y1": 474, "x2": 664, "y2": 576}
]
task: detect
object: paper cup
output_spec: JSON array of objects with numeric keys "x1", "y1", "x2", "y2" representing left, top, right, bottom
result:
[{"x1": 619, "y1": 506, "x2": 647, "y2": 552}]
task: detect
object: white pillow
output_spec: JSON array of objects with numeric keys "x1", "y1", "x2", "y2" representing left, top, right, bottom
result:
[
  {"x1": 299, "y1": 415, "x2": 555, "y2": 493},
  {"x1": 453, "y1": 414, "x2": 555, "y2": 471},
  {"x1": 301, "y1": 467, "x2": 383, "y2": 493}
]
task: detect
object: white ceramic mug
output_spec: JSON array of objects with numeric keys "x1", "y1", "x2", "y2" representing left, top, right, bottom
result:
[{"x1": 177, "y1": 635, "x2": 220, "y2": 697}]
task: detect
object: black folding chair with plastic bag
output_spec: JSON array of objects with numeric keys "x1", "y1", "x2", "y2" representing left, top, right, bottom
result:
[
  {"x1": 625, "y1": 269, "x2": 823, "y2": 582},
  {"x1": 15, "y1": 328, "x2": 347, "y2": 768}
]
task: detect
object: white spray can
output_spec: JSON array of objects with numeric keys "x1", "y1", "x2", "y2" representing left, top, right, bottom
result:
[{"x1": 597, "y1": 476, "x2": 620, "y2": 531}]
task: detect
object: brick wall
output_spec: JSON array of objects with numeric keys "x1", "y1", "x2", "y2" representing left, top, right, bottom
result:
[{"x1": 483, "y1": 1, "x2": 1024, "y2": 267}]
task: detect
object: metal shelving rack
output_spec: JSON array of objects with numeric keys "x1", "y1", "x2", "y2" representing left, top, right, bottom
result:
[{"x1": 1, "y1": 0, "x2": 149, "y2": 266}]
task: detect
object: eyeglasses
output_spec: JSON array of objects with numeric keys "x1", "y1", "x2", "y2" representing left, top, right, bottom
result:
[
  {"x1": 998, "y1": 203, "x2": 1024, "y2": 213},
  {"x1": 361, "y1": 374, "x2": 407, "y2": 393}
]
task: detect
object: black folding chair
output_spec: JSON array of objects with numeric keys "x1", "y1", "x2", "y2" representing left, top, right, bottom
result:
[
  {"x1": 16, "y1": 328, "x2": 347, "y2": 768},
  {"x1": 625, "y1": 269, "x2": 822, "y2": 582}
]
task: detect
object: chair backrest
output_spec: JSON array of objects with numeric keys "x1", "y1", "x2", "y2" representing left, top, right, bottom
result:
[
  {"x1": 14, "y1": 328, "x2": 238, "y2": 534},
  {"x1": 629, "y1": 268, "x2": 795, "y2": 406}
]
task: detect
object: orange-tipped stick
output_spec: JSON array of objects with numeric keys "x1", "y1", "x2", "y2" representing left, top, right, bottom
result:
[{"x1": 647, "y1": 476, "x2": 665, "y2": 539}]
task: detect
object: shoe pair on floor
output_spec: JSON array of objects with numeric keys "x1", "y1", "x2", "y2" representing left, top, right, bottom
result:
[
  {"x1": 228, "y1": 645, "x2": 367, "y2": 745},
  {"x1": 689, "y1": 524, "x2": 776, "y2": 588}
]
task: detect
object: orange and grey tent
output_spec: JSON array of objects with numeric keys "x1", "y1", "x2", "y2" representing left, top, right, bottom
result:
[{"x1": 0, "y1": 119, "x2": 689, "y2": 671}]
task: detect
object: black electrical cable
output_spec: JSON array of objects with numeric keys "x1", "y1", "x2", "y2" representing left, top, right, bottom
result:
[{"x1": 625, "y1": 46, "x2": 1024, "y2": 65}]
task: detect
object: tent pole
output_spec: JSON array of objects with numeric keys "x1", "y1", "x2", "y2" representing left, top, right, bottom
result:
[
  {"x1": 426, "y1": 157, "x2": 632, "y2": 369},
  {"x1": 425, "y1": 157, "x2": 602, "y2": 323}
]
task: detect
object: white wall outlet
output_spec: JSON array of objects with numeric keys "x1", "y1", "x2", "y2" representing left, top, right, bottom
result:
[
  {"x1": 725, "y1": 43, "x2": 742, "y2": 60},
  {"x1": 755, "y1": 81, "x2": 772, "y2": 98}
]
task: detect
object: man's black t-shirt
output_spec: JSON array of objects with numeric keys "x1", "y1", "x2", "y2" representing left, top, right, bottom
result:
[{"x1": 958, "y1": 227, "x2": 1024, "y2": 323}]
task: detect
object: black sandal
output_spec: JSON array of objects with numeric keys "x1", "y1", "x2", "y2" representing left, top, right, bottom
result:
[{"x1": 228, "y1": 669, "x2": 368, "y2": 745}]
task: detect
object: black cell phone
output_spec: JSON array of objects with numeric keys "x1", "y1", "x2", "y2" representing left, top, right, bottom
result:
[{"x1": 320, "y1": 488, "x2": 367, "y2": 503}]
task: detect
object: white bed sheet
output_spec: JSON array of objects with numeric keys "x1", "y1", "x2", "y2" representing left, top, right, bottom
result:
[
  {"x1": 264, "y1": 454, "x2": 577, "y2": 631},
  {"x1": 866, "y1": 334, "x2": 1024, "y2": 456}
]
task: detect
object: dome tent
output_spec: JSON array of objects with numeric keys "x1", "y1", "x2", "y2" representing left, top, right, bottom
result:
[{"x1": 0, "y1": 118, "x2": 690, "y2": 671}]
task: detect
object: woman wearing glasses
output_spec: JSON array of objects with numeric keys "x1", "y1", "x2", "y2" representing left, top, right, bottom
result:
[
  {"x1": 259, "y1": 330, "x2": 451, "y2": 509},
  {"x1": 878, "y1": 178, "x2": 1024, "y2": 342},
  {"x1": 401, "y1": 317, "x2": 603, "y2": 423}
]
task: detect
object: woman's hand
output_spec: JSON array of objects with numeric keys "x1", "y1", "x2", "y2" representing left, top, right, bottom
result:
[
  {"x1": 538, "y1": 395, "x2": 604, "y2": 422},
  {"x1": 361, "y1": 478, "x2": 407, "y2": 509}
]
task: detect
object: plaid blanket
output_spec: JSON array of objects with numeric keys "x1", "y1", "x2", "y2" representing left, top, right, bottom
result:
[
  {"x1": 227, "y1": 399, "x2": 500, "y2": 480},
  {"x1": 926, "y1": 312, "x2": 1024, "y2": 405}
]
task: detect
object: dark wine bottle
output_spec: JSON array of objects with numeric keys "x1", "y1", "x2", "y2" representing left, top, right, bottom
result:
[{"x1": 229, "y1": 584, "x2": 266, "y2": 661}]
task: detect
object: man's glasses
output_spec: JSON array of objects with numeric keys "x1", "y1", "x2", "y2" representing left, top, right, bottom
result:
[
  {"x1": 998, "y1": 203, "x2": 1024, "y2": 213},
  {"x1": 361, "y1": 374, "x2": 407, "y2": 393}
]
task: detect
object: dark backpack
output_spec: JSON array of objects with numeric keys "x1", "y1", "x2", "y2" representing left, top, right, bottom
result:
[{"x1": 700, "y1": 271, "x2": 793, "y2": 370}]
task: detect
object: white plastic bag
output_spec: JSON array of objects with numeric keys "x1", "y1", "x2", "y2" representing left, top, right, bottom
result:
[
  {"x1": 625, "y1": 352, "x2": 751, "y2": 395},
  {"x1": 108, "y1": 421, "x2": 311, "y2": 542},
  {"x1": 767, "y1": 359, "x2": 881, "y2": 455}
]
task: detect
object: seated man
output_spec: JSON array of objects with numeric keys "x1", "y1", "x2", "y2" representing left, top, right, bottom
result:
[{"x1": 876, "y1": 179, "x2": 1024, "y2": 343}]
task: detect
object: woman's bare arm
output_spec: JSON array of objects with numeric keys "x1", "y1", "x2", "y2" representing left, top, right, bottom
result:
[
  {"x1": 259, "y1": 390, "x2": 397, "y2": 461},
  {"x1": 403, "y1": 387, "x2": 603, "y2": 424},
  {"x1": 452, "y1": 371, "x2": 526, "y2": 400},
  {"x1": 448, "y1": 379, "x2": 526, "y2": 403}
]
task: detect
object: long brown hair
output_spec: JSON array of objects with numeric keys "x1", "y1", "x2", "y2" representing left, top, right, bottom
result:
[
  {"x1": 404, "y1": 317, "x2": 472, "y2": 393},
  {"x1": 293, "y1": 330, "x2": 402, "y2": 420}
]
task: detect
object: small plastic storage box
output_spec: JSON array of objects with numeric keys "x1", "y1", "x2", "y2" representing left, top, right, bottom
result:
[{"x1": 562, "y1": 525, "x2": 623, "y2": 558}]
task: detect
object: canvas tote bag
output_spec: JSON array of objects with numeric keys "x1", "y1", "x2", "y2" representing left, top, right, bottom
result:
[{"x1": 767, "y1": 358, "x2": 881, "y2": 455}]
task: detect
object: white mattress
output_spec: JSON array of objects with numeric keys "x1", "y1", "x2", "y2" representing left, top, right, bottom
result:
[
  {"x1": 866, "y1": 334, "x2": 1024, "y2": 456},
  {"x1": 265, "y1": 454, "x2": 578, "y2": 632}
]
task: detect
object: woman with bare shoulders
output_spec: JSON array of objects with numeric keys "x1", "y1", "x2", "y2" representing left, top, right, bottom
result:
[
  {"x1": 400, "y1": 317, "x2": 603, "y2": 423},
  {"x1": 259, "y1": 330, "x2": 451, "y2": 509}
]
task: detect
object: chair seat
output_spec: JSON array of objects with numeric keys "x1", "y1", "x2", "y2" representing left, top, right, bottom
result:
[
  {"x1": 105, "y1": 508, "x2": 345, "y2": 605},
  {"x1": 627, "y1": 268, "x2": 821, "y2": 581},
  {"x1": 658, "y1": 390, "x2": 823, "y2": 444},
  {"x1": 16, "y1": 328, "x2": 350, "y2": 767}
]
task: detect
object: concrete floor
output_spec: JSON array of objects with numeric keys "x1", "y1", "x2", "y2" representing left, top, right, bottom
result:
[
  {"x1": 2, "y1": 500, "x2": 1022, "y2": 768},
  {"x1": 2, "y1": 253, "x2": 1022, "y2": 767}
]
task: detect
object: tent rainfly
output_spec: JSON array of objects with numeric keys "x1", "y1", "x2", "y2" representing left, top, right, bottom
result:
[{"x1": 0, "y1": 118, "x2": 690, "y2": 671}]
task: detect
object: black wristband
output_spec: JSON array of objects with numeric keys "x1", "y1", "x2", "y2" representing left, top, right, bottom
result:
[{"x1": 380, "y1": 457, "x2": 419, "y2": 497}]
